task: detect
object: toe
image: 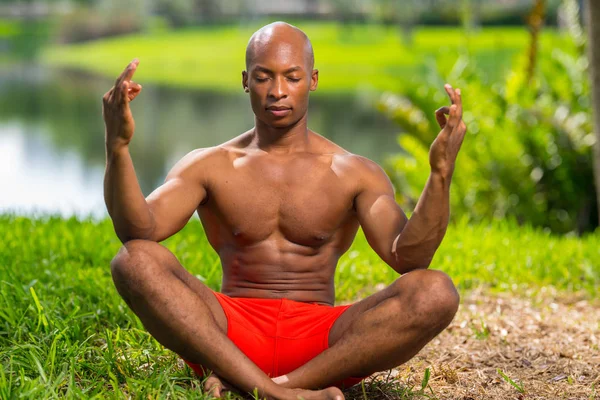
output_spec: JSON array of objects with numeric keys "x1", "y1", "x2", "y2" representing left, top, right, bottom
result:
[
  {"x1": 327, "y1": 387, "x2": 344, "y2": 400},
  {"x1": 204, "y1": 374, "x2": 224, "y2": 397}
]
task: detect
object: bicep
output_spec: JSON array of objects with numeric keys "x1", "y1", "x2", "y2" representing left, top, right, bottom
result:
[
  {"x1": 354, "y1": 164, "x2": 408, "y2": 268},
  {"x1": 145, "y1": 149, "x2": 209, "y2": 242}
]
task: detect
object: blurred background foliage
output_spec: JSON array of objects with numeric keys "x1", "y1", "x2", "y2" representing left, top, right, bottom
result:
[
  {"x1": 380, "y1": 0, "x2": 596, "y2": 234},
  {"x1": 0, "y1": 0, "x2": 564, "y2": 57},
  {"x1": 0, "y1": 0, "x2": 598, "y2": 236}
]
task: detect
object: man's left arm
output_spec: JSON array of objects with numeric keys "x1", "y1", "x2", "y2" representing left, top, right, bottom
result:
[{"x1": 355, "y1": 84, "x2": 467, "y2": 274}]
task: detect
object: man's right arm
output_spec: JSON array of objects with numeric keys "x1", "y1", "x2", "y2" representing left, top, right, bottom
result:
[
  {"x1": 104, "y1": 144, "x2": 153, "y2": 242},
  {"x1": 104, "y1": 145, "x2": 208, "y2": 243},
  {"x1": 101, "y1": 59, "x2": 207, "y2": 243}
]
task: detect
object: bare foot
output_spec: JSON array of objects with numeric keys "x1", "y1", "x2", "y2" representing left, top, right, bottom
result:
[
  {"x1": 288, "y1": 387, "x2": 344, "y2": 400},
  {"x1": 203, "y1": 373, "x2": 235, "y2": 398},
  {"x1": 203, "y1": 373, "x2": 343, "y2": 400}
]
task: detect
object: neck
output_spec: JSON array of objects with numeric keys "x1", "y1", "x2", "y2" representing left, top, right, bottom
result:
[{"x1": 252, "y1": 113, "x2": 310, "y2": 154}]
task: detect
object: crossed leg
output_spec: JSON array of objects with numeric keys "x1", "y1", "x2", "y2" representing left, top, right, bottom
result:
[
  {"x1": 109, "y1": 239, "x2": 343, "y2": 400},
  {"x1": 207, "y1": 266, "x2": 460, "y2": 391},
  {"x1": 274, "y1": 268, "x2": 460, "y2": 389}
]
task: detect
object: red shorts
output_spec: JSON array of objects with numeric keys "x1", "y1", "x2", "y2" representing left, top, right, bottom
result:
[{"x1": 184, "y1": 291, "x2": 368, "y2": 389}]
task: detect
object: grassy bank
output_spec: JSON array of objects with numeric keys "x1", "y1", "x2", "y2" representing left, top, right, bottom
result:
[
  {"x1": 0, "y1": 215, "x2": 598, "y2": 398},
  {"x1": 42, "y1": 24, "x2": 568, "y2": 93}
]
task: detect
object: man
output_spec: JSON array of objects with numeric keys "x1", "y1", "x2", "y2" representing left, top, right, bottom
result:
[{"x1": 102, "y1": 22, "x2": 466, "y2": 400}]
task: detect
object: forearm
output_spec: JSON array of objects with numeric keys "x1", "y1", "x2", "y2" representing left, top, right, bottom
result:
[
  {"x1": 104, "y1": 142, "x2": 155, "y2": 242},
  {"x1": 392, "y1": 172, "x2": 451, "y2": 273}
]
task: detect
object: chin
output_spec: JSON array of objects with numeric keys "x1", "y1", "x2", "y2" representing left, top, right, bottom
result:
[
  {"x1": 270, "y1": 119, "x2": 294, "y2": 129},
  {"x1": 261, "y1": 114, "x2": 299, "y2": 129}
]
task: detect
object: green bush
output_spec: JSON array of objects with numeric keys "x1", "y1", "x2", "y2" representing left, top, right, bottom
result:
[{"x1": 380, "y1": 19, "x2": 595, "y2": 234}]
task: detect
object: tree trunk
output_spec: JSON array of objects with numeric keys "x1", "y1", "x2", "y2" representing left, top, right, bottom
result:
[
  {"x1": 526, "y1": 0, "x2": 546, "y2": 84},
  {"x1": 586, "y1": 0, "x2": 600, "y2": 226}
]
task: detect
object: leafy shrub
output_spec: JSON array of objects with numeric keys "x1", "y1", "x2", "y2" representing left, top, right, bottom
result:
[{"x1": 380, "y1": 15, "x2": 595, "y2": 234}]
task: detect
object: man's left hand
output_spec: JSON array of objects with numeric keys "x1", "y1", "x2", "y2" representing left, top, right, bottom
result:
[{"x1": 429, "y1": 84, "x2": 468, "y2": 178}]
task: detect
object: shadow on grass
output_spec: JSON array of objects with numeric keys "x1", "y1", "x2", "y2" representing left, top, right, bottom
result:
[
  {"x1": 342, "y1": 370, "x2": 437, "y2": 400},
  {"x1": 188, "y1": 369, "x2": 434, "y2": 400}
]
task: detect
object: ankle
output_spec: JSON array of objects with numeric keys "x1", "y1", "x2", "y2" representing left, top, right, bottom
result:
[{"x1": 261, "y1": 382, "x2": 290, "y2": 400}]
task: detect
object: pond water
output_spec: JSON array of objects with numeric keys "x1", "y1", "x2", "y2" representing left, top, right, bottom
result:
[{"x1": 0, "y1": 63, "x2": 401, "y2": 219}]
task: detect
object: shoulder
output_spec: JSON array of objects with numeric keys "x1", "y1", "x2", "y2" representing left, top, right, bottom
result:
[
  {"x1": 167, "y1": 130, "x2": 259, "y2": 180},
  {"x1": 332, "y1": 152, "x2": 393, "y2": 189},
  {"x1": 309, "y1": 131, "x2": 383, "y2": 173},
  {"x1": 165, "y1": 146, "x2": 229, "y2": 180},
  {"x1": 310, "y1": 130, "x2": 393, "y2": 193}
]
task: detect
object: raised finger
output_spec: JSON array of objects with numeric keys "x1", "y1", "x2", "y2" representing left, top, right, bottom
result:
[
  {"x1": 119, "y1": 80, "x2": 131, "y2": 104},
  {"x1": 122, "y1": 58, "x2": 139, "y2": 83},
  {"x1": 455, "y1": 88, "x2": 463, "y2": 120},
  {"x1": 113, "y1": 61, "x2": 132, "y2": 89},
  {"x1": 446, "y1": 104, "x2": 459, "y2": 129},
  {"x1": 113, "y1": 59, "x2": 139, "y2": 101},
  {"x1": 444, "y1": 83, "x2": 457, "y2": 105}
]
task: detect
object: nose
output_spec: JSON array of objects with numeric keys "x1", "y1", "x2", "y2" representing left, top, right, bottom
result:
[{"x1": 268, "y1": 76, "x2": 287, "y2": 100}]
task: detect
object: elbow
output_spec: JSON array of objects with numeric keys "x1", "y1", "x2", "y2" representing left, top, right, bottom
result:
[
  {"x1": 116, "y1": 232, "x2": 151, "y2": 244},
  {"x1": 115, "y1": 230, "x2": 152, "y2": 245},
  {"x1": 113, "y1": 221, "x2": 156, "y2": 244},
  {"x1": 110, "y1": 208, "x2": 157, "y2": 244},
  {"x1": 393, "y1": 256, "x2": 432, "y2": 274}
]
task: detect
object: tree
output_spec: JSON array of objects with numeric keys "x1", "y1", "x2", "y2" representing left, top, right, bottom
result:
[{"x1": 585, "y1": 0, "x2": 600, "y2": 226}]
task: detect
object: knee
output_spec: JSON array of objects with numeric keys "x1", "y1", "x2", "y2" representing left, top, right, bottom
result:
[{"x1": 397, "y1": 269, "x2": 460, "y2": 328}]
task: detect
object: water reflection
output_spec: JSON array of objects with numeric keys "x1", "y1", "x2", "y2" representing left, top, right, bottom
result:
[
  {"x1": 0, "y1": 64, "x2": 400, "y2": 218},
  {"x1": 0, "y1": 125, "x2": 106, "y2": 218}
]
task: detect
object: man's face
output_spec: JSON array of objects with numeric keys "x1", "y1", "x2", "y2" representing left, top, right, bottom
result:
[{"x1": 243, "y1": 40, "x2": 318, "y2": 128}]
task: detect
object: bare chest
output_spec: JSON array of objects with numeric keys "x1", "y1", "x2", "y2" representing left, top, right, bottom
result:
[{"x1": 200, "y1": 154, "x2": 356, "y2": 246}]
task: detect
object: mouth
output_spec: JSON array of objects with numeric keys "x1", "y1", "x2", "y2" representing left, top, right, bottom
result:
[{"x1": 266, "y1": 106, "x2": 292, "y2": 117}]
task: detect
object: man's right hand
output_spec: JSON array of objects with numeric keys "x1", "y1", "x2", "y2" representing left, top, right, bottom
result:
[{"x1": 102, "y1": 59, "x2": 142, "y2": 151}]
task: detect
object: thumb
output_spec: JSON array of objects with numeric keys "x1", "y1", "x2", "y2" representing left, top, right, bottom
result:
[
  {"x1": 435, "y1": 106, "x2": 450, "y2": 129},
  {"x1": 127, "y1": 84, "x2": 142, "y2": 102}
]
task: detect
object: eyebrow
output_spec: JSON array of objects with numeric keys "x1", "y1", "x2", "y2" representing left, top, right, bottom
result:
[{"x1": 253, "y1": 66, "x2": 303, "y2": 74}]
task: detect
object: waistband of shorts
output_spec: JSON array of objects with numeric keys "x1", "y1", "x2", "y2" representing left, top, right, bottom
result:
[{"x1": 214, "y1": 291, "x2": 331, "y2": 307}]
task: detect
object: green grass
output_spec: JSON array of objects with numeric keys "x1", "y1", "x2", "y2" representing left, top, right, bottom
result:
[
  {"x1": 1, "y1": 215, "x2": 598, "y2": 398},
  {"x1": 41, "y1": 23, "x2": 570, "y2": 93}
]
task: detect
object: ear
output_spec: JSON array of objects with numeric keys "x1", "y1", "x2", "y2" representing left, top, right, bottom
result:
[
  {"x1": 309, "y1": 69, "x2": 319, "y2": 91},
  {"x1": 242, "y1": 71, "x2": 249, "y2": 93}
]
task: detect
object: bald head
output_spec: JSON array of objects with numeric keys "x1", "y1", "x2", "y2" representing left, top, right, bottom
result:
[{"x1": 245, "y1": 22, "x2": 314, "y2": 71}]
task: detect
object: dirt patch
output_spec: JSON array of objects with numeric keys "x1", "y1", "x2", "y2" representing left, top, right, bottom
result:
[{"x1": 345, "y1": 288, "x2": 599, "y2": 399}]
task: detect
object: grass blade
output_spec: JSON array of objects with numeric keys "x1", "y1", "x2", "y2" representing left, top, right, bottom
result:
[{"x1": 497, "y1": 369, "x2": 525, "y2": 393}]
